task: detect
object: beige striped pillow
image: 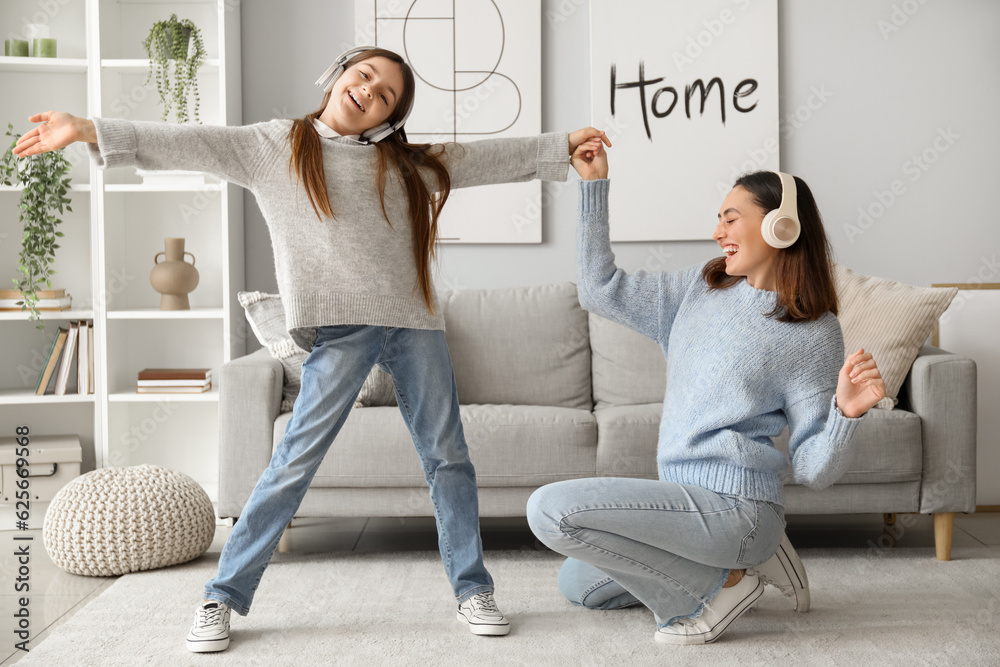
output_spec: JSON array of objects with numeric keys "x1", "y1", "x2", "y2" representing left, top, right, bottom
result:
[{"x1": 833, "y1": 265, "x2": 957, "y2": 409}]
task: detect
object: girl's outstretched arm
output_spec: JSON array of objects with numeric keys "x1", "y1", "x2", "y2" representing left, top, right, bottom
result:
[
  {"x1": 435, "y1": 127, "x2": 609, "y2": 190},
  {"x1": 14, "y1": 111, "x2": 270, "y2": 190}
]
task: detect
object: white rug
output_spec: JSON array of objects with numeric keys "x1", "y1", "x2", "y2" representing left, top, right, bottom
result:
[{"x1": 16, "y1": 546, "x2": 1000, "y2": 666}]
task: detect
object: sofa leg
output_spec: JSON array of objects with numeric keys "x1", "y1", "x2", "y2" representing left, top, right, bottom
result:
[
  {"x1": 277, "y1": 521, "x2": 293, "y2": 553},
  {"x1": 883, "y1": 513, "x2": 896, "y2": 526},
  {"x1": 934, "y1": 512, "x2": 954, "y2": 561}
]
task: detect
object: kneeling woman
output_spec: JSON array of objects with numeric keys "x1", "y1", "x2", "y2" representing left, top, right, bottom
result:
[{"x1": 527, "y1": 140, "x2": 886, "y2": 645}]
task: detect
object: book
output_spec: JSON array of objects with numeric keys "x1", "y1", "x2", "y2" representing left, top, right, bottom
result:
[
  {"x1": 137, "y1": 368, "x2": 211, "y2": 381},
  {"x1": 54, "y1": 322, "x2": 79, "y2": 395},
  {"x1": 35, "y1": 327, "x2": 68, "y2": 395},
  {"x1": 136, "y1": 383, "x2": 212, "y2": 394},
  {"x1": 77, "y1": 320, "x2": 89, "y2": 395},
  {"x1": 137, "y1": 378, "x2": 211, "y2": 387},
  {"x1": 87, "y1": 322, "x2": 94, "y2": 394}
]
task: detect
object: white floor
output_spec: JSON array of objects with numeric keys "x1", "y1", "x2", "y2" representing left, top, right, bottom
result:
[{"x1": 1, "y1": 511, "x2": 998, "y2": 665}]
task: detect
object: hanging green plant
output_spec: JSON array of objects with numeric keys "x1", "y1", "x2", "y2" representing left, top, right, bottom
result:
[
  {"x1": 141, "y1": 13, "x2": 206, "y2": 124},
  {"x1": 1, "y1": 123, "x2": 73, "y2": 330}
]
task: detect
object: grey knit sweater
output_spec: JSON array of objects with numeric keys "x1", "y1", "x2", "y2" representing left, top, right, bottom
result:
[{"x1": 87, "y1": 118, "x2": 570, "y2": 350}]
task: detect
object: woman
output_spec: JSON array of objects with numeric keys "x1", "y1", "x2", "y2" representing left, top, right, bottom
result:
[
  {"x1": 15, "y1": 47, "x2": 609, "y2": 652},
  {"x1": 526, "y1": 138, "x2": 885, "y2": 645}
]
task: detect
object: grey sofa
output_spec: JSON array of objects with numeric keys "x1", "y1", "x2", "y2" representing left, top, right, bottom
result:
[{"x1": 217, "y1": 283, "x2": 977, "y2": 560}]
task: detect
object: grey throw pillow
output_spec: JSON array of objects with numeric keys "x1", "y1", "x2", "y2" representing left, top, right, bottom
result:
[{"x1": 237, "y1": 291, "x2": 396, "y2": 411}]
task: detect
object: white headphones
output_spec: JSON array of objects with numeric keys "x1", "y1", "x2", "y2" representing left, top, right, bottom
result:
[
  {"x1": 314, "y1": 45, "x2": 411, "y2": 144},
  {"x1": 761, "y1": 171, "x2": 801, "y2": 248}
]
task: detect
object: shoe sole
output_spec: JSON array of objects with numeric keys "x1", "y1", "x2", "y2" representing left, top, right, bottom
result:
[
  {"x1": 186, "y1": 636, "x2": 230, "y2": 653},
  {"x1": 755, "y1": 538, "x2": 810, "y2": 613},
  {"x1": 655, "y1": 579, "x2": 763, "y2": 645},
  {"x1": 456, "y1": 611, "x2": 510, "y2": 636}
]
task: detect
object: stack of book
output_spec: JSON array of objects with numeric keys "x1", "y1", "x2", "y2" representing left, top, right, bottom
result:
[
  {"x1": 136, "y1": 368, "x2": 212, "y2": 394},
  {"x1": 0, "y1": 288, "x2": 72, "y2": 311},
  {"x1": 35, "y1": 320, "x2": 94, "y2": 395}
]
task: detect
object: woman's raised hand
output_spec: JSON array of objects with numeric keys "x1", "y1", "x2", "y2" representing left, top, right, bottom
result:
[
  {"x1": 836, "y1": 349, "x2": 886, "y2": 418},
  {"x1": 12, "y1": 111, "x2": 95, "y2": 158},
  {"x1": 571, "y1": 136, "x2": 608, "y2": 181}
]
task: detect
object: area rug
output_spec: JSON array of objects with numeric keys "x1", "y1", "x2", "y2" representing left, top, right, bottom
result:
[{"x1": 16, "y1": 546, "x2": 1000, "y2": 666}]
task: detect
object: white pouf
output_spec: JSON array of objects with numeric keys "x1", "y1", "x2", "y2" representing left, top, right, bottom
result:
[{"x1": 43, "y1": 464, "x2": 216, "y2": 576}]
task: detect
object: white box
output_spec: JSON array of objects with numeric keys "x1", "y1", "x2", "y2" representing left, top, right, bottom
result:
[{"x1": 0, "y1": 434, "x2": 83, "y2": 503}]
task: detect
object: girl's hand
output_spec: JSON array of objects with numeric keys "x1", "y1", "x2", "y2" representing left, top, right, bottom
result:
[
  {"x1": 12, "y1": 111, "x2": 95, "y2": 158},
  {"x1": 571, "y1": 137, "x2": 608, "y2": 180},
  {"x1": 836, "y1": 348, "x2": 886, "y2": 418},
  {"x1": 568, "y1": 127, "x2": 611, "y2": 155}
]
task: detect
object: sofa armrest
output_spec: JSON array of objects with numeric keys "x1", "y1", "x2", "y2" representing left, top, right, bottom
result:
[
  {"x1": 218, "y1": 347, "x2": 284, "y2": 518},
  {"x1": 902, "y1": 344, "x2": 977, "y2": 514}
]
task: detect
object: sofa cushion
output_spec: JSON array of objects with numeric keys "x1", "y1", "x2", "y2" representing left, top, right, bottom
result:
[
  {"x1": 833, "y1": 264, "x2": 957, "y2": 409},
  {"x1": 594, "y1": 404, "x2": 923, "y2": 485},
  {"x1": 274, "y1": 404, "x2": 597, "y2": 488},
  {"x1": 438, "y1": 283, "x2": 592, "y2": 410},
  {"x1": 589, "y1": 313, "x2": 666, "y2": 410}
]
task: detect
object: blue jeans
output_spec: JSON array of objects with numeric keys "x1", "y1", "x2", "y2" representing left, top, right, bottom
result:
[
  {"x1": 204, "y1": 325, "x2": 493, "y2": 615},
  {"x1": 527, "y1": 478, "x2": 785, "y2": 627}
]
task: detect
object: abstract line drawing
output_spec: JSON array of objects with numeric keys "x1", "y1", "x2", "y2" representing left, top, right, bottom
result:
[
  {"x1": 357, "y1": 0, "x2": 541, "y2": 244},
  {"x1": 374, "y1": 0, "x2": 522, "y2": 141}
]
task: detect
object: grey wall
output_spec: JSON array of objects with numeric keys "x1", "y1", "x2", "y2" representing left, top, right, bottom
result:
[{"x1": 240, "y1": 0, "x2": 1000, "y2": 313}]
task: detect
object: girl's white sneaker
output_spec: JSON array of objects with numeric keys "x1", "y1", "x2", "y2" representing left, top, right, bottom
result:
[
  {"x1": 457, "y1": 591, "x2": 510, "y2": 636},
  {"x1": 186, "y1": 600, "x2": 231, "y2": 653}
]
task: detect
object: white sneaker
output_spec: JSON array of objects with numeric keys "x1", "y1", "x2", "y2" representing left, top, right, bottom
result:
[
  {"x1": 186, "y1": 600, "x2": 231, "y2": 653},
  {"x1": 456, "y1": 592, "x2": 510, "y2": 636},
  {"x1": 748, "y1": 533, "x2": 810, "y2": 612},
  {"x1": 655, "y1": 573, "x2": 763, "y2": 645}
]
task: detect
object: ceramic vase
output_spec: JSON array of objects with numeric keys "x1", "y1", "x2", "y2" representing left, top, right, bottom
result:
[{"x1": 150, "y1": 237, "x2": 199, "y2": 310}]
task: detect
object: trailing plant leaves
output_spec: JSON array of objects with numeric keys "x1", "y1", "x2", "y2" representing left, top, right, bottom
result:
[{"x1": 142, "y1": 14, "x2": 207, "y2": 124}]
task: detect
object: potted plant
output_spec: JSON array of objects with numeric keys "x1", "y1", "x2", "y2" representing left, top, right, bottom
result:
[
  {"x1": 1, "y1": 123, "x2": 73, "y2": 329},
  {"x1": 141, "y1": 14, "x2": 206, "y2": 124}
]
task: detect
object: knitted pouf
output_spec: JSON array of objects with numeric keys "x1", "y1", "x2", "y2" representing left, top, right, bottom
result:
[{"x1": 43, "y1": 464, "x2": 216, "y2": 576}]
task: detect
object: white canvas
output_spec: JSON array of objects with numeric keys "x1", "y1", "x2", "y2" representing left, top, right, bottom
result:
[
  {"x1": 590, "y1": 0, "x2": 780, "y2": 241},
  {"x1": 356, "y1": 0, "x2": 542, "y2": 243}
]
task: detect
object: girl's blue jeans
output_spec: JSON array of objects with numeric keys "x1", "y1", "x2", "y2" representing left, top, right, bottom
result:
[
  {"x1": 527, "y1": 478, "x2": 785, "y2": 626},
  {"x1": 204, "y1": 324, "x2": 493, "y2": 616}
]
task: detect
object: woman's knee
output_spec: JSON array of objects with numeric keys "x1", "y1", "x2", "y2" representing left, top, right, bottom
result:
[{"x1": 526, "y1": 483, "x2": 566, "y2": 544}]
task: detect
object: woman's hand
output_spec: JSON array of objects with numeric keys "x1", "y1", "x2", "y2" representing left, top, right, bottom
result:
[
  {"x1": 568, "y1": 127, "x2": 611, "y2": 155},
  {"x1": 836, "y1": 348, "x2": 886, "y2": 418},
  {"x1": 571, "y1": 137, "x2": 608, "y2": 180},
  {"x1": 12, "y1": 111, "x2": 96, "y2": 158}
]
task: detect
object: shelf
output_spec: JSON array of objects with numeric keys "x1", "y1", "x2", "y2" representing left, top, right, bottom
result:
[
  {"x1": 109, "y1": 385, "x2": 219, "y2": 403},
  {"x1": 0, "y1": 184, "x2": 92, "y2": 192},
  {"x1": 106, "y1": 307, "x2": 224, "y2": 319},
  {"x1": 0, "y1": 310, "x2": 96, "y2": 321},
  {"x1": 0, "y1": 57, "x2": 88, "y2": 73},
  {"x1": 0, "y1": 389, "x2": 96, "y2": 405},
  {"x1": 101, "y1": 58, "x2": 220, "y2": 73},
  {"x1": 104, "y1": 183, "x2": 222, "y2": 192}
]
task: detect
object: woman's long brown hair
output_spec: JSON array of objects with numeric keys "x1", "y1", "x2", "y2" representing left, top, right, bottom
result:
[
  {"x1": 287, "y1": 48, "x2": 451, "y2": 314},
  {"x1": 702, "y1": 171, "x2": 838, "y2": 322}
]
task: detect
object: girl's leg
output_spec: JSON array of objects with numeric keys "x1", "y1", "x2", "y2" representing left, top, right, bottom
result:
[
  {"x1": 558, "y1": 557, "x2": 642, "y2": 610},
  {"x1": 379, "y1": 327, "x2": 492, "y2": 602},
  {"x1": 203, "y1": 325, "x2": 384, "y2": 615},
  {"x1": 527, "y1": 478, "x2": 784, "y2": 627}
]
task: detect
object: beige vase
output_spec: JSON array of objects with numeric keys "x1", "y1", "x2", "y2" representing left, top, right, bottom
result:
[{"x1": 150, "y1": 237, "x2": 199, "y2": 310}]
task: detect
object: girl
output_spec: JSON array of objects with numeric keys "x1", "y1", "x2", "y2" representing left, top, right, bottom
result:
[
  {"x1": 15, "y1": 47, "x2": 609, "y2": 652},
  {"x1": 526, "y1": 138, "x2": 886, "y2": 645}
]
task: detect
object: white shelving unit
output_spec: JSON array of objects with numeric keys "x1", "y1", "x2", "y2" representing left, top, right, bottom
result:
[{"x1": 0, "y1": 0, "x2": 244, "y2": 504}]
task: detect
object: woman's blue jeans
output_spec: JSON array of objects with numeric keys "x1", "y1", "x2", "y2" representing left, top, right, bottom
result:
[
  {"x1": 204, "y1": 325, "x2": 493, "y2": 616},
  {"x1": 527, "y1": 478, "x2": 785, "y2": 627}
]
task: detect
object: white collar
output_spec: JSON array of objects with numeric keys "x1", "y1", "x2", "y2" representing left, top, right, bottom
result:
[{"x1": 312, "y1": 118, "x2": 365, "y2": 144}]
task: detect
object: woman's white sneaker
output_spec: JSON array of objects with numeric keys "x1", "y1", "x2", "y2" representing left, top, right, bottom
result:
[
  {"x1": 457, "y1": 592, "x2": 510, "y2": 636},
  {"x1": 655, "y1": 573, "x2": 763, "y2": 645},
  {"x1": 748, "y1": 532, "x2": 810, "y2": 612},
  {"x1": 186, "y1": 600, "x2": 231, "y2": 653}
]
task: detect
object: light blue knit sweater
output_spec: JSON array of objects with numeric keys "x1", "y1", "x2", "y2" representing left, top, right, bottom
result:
[{"x1": 576, "y1": 179, "x2": 864, "y2": 506}]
